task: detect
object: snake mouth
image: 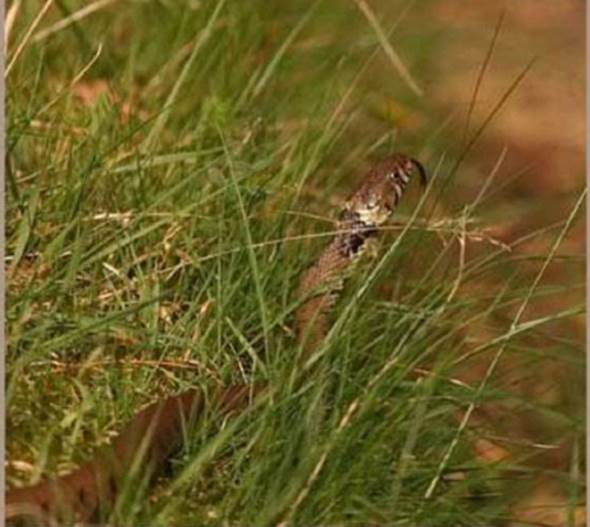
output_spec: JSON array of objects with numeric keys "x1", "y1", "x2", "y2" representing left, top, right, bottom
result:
[{"x1": 409, "y1": 157, "x2": 428, "y2": 187}]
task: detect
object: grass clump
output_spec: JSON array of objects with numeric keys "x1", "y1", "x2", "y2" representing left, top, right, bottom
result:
[{"x1": 6, "y1": 1, "x2": 584, "y2": 526}]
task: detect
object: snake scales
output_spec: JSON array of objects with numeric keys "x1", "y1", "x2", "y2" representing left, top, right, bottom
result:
[{"x1": 6, "y1": 154, "x2": 427, "y2": 526}]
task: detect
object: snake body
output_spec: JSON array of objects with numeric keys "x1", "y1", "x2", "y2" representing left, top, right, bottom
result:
[{"x1": 6, "y1": 154, "x2": 426, "y2": 526}]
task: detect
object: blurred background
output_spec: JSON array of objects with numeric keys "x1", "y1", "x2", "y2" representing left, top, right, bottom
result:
[{"x1": 416, "y1": 3, "x2": 586, "y2": 525}]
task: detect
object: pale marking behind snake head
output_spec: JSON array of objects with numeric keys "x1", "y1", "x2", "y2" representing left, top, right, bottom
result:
[{"x1": 340, "y1": 154, "x2": 427, "y2": 235}]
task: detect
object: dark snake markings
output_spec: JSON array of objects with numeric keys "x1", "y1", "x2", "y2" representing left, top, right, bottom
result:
[{"x1": 6, "y1": 154, "x2": 427, "y2": 526}]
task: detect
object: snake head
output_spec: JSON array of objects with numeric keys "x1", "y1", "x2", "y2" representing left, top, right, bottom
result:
[
  {"x1": 343, "y1": 154, "x2": 427, "y2": 227},
  {"x1": 381, "y1": 154, "x2": 428, "y2": 194}
]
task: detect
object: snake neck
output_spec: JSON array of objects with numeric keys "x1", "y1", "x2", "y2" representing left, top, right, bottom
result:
[{"x1": 295, "y1": 211, "x2": 378, "y2": 355}]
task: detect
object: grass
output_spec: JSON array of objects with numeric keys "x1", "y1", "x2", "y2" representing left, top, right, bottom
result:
[{"x1": 6, "y1": 1, "x2": 585, "y2": 526}]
